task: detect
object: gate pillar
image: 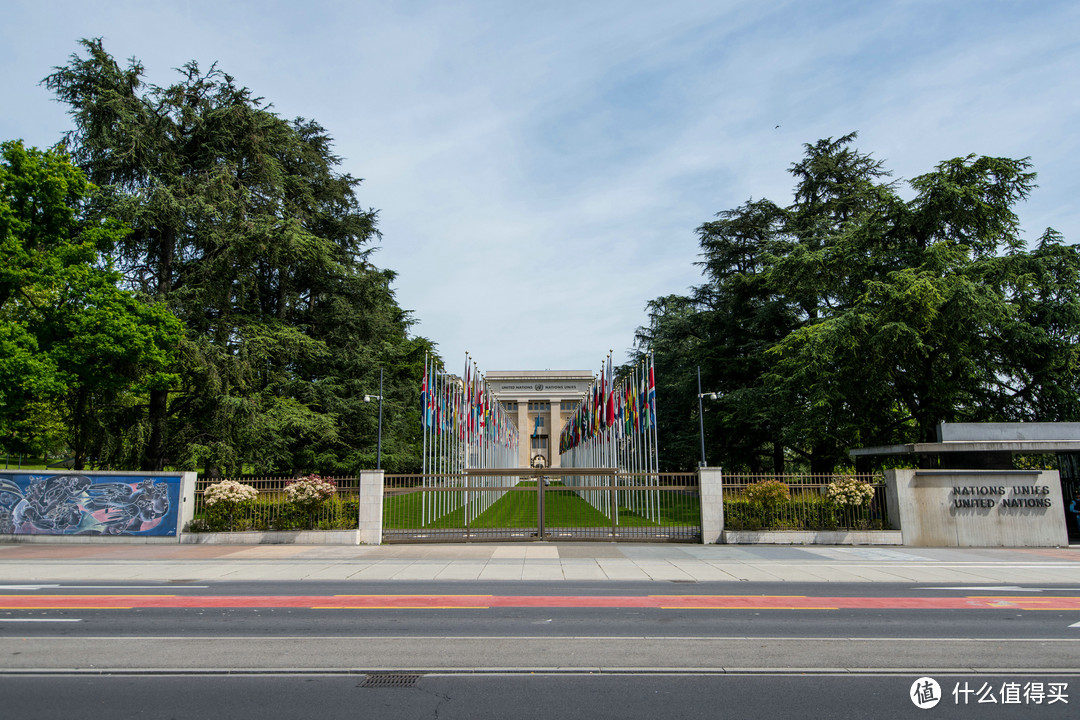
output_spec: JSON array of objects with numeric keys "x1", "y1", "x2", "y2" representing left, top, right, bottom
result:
[
  {"x1": 699, "y1": 467, "x2": 724, "y2": 544},
  {"x1": 359, "y1": 470, "x2": 385, "y2": 545}
]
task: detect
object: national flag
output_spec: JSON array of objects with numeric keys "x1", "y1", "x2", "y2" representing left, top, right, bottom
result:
[
  {"x1": 639, "y1": 363, "x2": 648, "y2": 431},
  {"x1": 647, "y1": 354, "x2": 657, "y2": 428},
  {"x1": 420, "y1": 360, "x2": 429, "y2": 429},
  {"x1": 605, "y1": 355, "x2": 615, "y2": 429}
]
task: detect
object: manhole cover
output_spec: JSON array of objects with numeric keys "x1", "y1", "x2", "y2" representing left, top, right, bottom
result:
[{"x1": 361, "y1": 673, "x2": 424, "y2": 688}]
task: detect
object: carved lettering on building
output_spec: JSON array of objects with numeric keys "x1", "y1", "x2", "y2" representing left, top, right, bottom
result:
[
  {"x1": 497, "y1": 383, "x2": 587, "y2": 392},
  {"x1": 951, "y1": 485, "x2": 1052, "y2": 510}
]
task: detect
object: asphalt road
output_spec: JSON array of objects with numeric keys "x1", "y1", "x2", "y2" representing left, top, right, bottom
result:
[
  {"x1": 2, "y1": 580, "x2": 1079, "y2": 671},
  {"x1": 3, "y1": 672, "x2": 1079, "y2": 720},
  {"x1": 3, "y1": 579, "x2": 1079, "y2": 718}
]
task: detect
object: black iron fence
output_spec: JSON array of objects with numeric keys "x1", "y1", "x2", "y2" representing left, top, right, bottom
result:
[
  {"x1": 721, "y1": 474, "x2": 889, "y2": 531},
  {"x1": 382, "y1": 470, "x2": 700, "y2": 542},
  {"x1": 189, "y1": 475, "x2": 361, "y2": 532}
]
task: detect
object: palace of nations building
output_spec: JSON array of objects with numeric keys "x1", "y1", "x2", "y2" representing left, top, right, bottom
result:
[{"x1": 486, "y1": 370, "x2": 594, "y2": 469}]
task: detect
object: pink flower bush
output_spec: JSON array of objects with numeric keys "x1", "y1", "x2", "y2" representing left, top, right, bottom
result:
[
  {"x1": 204, "y1": 480, "x2": 258, "y2": 507},
  {"x1": 285, "y1": 474, "x2": 336, "y2": 508}
]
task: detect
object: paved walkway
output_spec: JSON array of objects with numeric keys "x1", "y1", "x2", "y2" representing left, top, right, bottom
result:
[{"x1": 1, "y1": 542, "x2": 1079, "y2": 583}]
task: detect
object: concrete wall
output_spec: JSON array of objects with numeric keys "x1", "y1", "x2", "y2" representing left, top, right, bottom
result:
[
  {"x1": 0, "y1": 470, "x2": 196, "y2": 543},
  {"x1": 358, "y1": 470, "x2": 385, "y2": 545},
  {"x1": 182, "y1": 530, "x2": 362, "y2": 545},
  {"x1": 885, "y1": 468, "x2": 1068, "y2": 547},
  {"x1": 938, "y1": 421, "x2": 1080, "y2": 442},
  {"x1": 699, "y1": 468, "x2": 724, "y2": 544},
  {"x1": 722, "y1": 530, "x2": 902, "y2": 545}
]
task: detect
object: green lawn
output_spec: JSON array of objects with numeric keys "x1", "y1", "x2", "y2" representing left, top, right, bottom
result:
[
  {"x1": 383, "y1": 480, "x2": 700, "y2": 530},
  {"x1": 2, "y1": 456, "x2": 54, "y2": 470}
]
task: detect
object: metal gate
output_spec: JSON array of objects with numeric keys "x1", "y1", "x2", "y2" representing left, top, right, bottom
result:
[{"x1": 382, "y1": 468, "x2": 700, "y2": 543}]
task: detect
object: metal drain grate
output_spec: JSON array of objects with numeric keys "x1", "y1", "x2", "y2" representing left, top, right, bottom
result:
[{"x1": 361, "y1": 673, "x2": 424, "y2": 688}]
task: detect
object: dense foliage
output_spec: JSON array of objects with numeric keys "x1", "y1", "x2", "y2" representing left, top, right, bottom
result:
[
  {"x1": 1, "y1": 140, "x2": 182, "y2": 467},
  {"x1": 635, "y1": 133, "x2": 1080, "y2": 473},
  {"x1": 1, "y1": 40, "x2": 433, "y2": 473}
]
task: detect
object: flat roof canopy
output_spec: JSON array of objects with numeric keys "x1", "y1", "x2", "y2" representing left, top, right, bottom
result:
[{"x1": 850, "y1": 422, "x2": 1080, "y2": 458}]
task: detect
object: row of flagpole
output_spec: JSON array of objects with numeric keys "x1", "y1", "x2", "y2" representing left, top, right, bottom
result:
[
  {"x1": 420, "y1": 352, "x2": 520, "y2": 527},
  {"x1": 559, "y1": 351, "x2": 659, "y2": 523}
]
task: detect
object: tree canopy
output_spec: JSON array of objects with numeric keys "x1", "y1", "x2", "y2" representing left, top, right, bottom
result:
[
  {"x1": 0, "y1": 39, "x2": 434, "y2": 473},
  {"x1": 636, "y1": 133, "x2": 1080, "y2": 473},
  {"x1": 10, "y1": 43, "x2": 1078, "y2": 477},
  {"x1": 0, "y1": 140, "x2": 182, "y2": 468}
]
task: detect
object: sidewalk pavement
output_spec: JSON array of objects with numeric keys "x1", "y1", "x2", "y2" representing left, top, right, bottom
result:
[{"x1": 1, "y1": 542, "x2": 1079, "y2": 584}]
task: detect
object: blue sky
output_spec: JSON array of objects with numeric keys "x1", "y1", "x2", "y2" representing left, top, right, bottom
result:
[{"x1": 3, "y1": 1, "x2": 1078, "y2": 374}]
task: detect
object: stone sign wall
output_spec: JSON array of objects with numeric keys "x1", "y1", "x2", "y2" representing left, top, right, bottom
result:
[{"x1": 884, "y1": 468, "x2": 1068, "y2": 546}]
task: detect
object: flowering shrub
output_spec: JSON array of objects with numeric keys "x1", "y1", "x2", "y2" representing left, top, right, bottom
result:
[
  {"x1": 826, "y1": 476, "x2": 876, "y2": 507},
  {"x1": 285, "y1": 479, "x2": 334, "y2": 511},
  {"x1": 201, "y1": 480, "x2": 259, "y2": 531},
  {"x1": 204, "y1": 480, "x2": 258, "y2": 507},
  {"x1": 744, "y1": 479, "x2": 790, "y2": 509},
  {"x1": 285, "y1": 474, "x2": 337, "y2": 506},
  {"x1": 284, "y1": 474, "x2": 337, "y2": 529}
]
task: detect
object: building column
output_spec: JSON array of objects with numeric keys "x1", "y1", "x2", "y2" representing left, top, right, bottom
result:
[
  {"x1": 699, "y1": 467, "x2": 724, "y2": 544},
  {"x1": 549, "y1": 400, "x2": 562, "y2": 468},
  {"x1": 517, "y1": 402, "x2": 530, "y2": 468},
  {"x1": 178, "y1": 471, "x2": 198, "y2": 540},
  {"x1": 358, "y1": 469, "x2": 384, "y2": 545}
]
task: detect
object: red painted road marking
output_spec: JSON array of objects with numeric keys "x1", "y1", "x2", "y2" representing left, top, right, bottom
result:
[{"x1": 1, "y1": 595, "x2": 1080, "y2": 610}]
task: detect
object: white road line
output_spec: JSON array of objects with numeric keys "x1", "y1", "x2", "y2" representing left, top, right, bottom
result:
[
  {"x1": 3, "y1": 668, "x2": 1080, "y2": 676},
  {"x1": 922, "y1": 586, "x2": 1080, "y2": 592},
  {"x1": 0, "y1": 585, "x2": 208, "y2": 590},
  {"x1": 1, "y1": 618, "x2": 82, "y2": 623},
  {"x1": 8, "y1": 635, "x2": 1080, "y2": 642}
]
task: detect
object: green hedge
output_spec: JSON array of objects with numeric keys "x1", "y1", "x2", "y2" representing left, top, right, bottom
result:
[
  {"x1": 187, "y1": 496, "x2": 361, "y2": 532},
  {"x1": 724, "y1": 494, "x2": 886, "y2": 531}
]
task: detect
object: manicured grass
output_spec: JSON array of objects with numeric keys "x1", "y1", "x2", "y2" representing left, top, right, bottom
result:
[
  {"x1": 1, "y1": 456, "x2": 54, "y2": 470},
  {"x1": 383, "y1": 482, "x2": 539, "y2": 529},
  {"x1": 383, "y1": 480, "x2": 701, "y2": 530},
  {"x1": 382, "y1": 488, "x2": 484, "y2": 529}
]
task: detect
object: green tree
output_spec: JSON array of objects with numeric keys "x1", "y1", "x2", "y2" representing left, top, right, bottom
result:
[
  {"x1": 693, "y1": 198, "x2": 795, "y2": 472},
  {"x1": 631, "y1": 295, "x2": 703, "y2": 471},
  {"x1": 768, "y1": 151, "x2": 1047, "y2": 464},
  {"x1": 638, "y1": 134, "x2": 1080, "y2": 474},
  {"x1": 0, "y1": 140, "x2": 181, "y2": 468},
  {"x1": 986, "y1": 230, "x2": 1080, "y2": 421},
  {"x1": 45, "y1": 39, "x2": 430, "y2": 474}
]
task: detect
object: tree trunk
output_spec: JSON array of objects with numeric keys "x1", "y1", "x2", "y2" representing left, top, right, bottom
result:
[
  {"x1": 772, "y1": 439, "x2": 785, "y2": 475},
  {"x1": 157, "y1": 227, "x2": 175, "y2": 297},
  {"x1": 144, "y1": 388, "x2": 168, "y2": 471},
  {"x1": 72, "y1": 391, "x2": 87, "y2": 471},
  {"x1": 809, "y1": 444, "x2": 835, "y2": 477},
  {"x1": 143, "y1": 226, "x2": 175, "y2": 472}
]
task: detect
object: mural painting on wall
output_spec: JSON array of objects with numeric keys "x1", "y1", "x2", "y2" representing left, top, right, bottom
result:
[{"x1": 0, "y1": 474, "x2": 179, "y2": 536}]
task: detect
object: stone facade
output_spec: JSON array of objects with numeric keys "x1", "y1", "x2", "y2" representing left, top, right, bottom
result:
[
  {"x1": 884, "y1": 468, "x2": 1068, "y2": 546},
  {"x1": 486, "y1": 370, "x2": 593, "y2": 468}
]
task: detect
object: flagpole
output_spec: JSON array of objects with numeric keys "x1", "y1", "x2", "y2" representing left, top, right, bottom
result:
[{"x1": 422, "y1": 353, "x2": 429, "y2": 524}]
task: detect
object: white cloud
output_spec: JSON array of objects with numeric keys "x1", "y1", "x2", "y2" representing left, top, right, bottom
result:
[{"x1": 3, "y1": 0, "x2": 1077, "y2": 374}]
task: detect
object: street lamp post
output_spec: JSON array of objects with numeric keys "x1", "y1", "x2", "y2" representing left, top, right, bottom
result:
[
  {"x1": 696, "y1": 366, "x2": 718, "y2": 467},
  {"x1": 364, "y1": 367, "x2": 384, "y2": 470}
]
